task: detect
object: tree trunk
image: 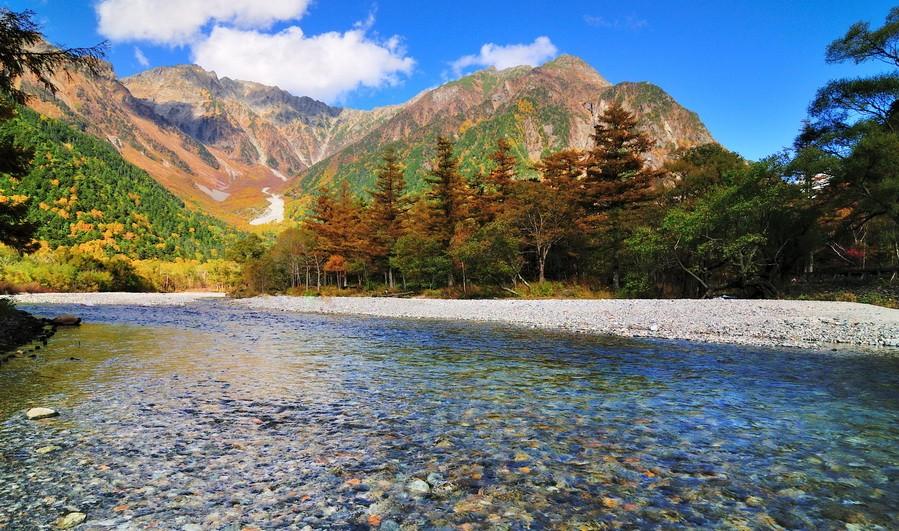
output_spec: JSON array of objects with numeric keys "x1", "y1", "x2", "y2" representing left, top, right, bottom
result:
[{"x1": 538, "y1": 245, "x2": 549, "y2": 283}]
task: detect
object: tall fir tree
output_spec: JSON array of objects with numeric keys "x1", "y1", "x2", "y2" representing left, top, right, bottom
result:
[
  {"x1": 368, "y1": 147, "x2": 408, "y2": 287},
  {"x1": 425, "y1": 136, "x2": 469, "y2": 246},
  {"x1": 583, "y1": 101, "x2": 658, "y2": 289}
]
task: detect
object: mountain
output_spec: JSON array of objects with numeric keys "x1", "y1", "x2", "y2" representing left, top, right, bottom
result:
[
  {"x1": 290, "y1": 56, "x2": 713, "y2": 203},
  {"x1": 21, "y1": 54, "x2": 715, "y2": 226},
  {"x1": 0, "y1": 106, "x2": 236, "y2": 258}
]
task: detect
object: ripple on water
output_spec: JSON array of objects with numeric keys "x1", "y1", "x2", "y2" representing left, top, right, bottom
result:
[{"x1": 1, "y1": 301, "x2": 898, "y2": 529}]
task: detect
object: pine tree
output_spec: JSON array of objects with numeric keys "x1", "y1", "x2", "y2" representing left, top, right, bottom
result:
[
  {"x1": 425, "y1": 136, "x2": 469, "y2": 245},
  {"x1": 583, "y1": 101, "x2": 658, "y2": 289},
  {"x1": 472, "y1": 138, "x2": 519, "y2": 223},
  {"x1": 368, "y1": 147, "x2": 407, "y2": 287}
]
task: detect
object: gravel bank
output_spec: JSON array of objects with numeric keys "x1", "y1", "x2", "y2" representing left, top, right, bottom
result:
[
  {"x1": 238, "y1": 296, "x2": 899, "y2": 350},
  {"x1": 8, "y1": 293, "x2": 898, "y2": 350}
]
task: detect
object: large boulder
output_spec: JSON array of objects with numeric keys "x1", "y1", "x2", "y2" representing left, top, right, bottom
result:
[
  {"x1": 26, "y1": 407, "x2": 59, "y2": 420},
  {"x1": 52, "y1": 315, "x2": 82, "y2": 326}
]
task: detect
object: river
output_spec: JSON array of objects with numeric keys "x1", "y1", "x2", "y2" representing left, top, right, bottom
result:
[
  {"x1": 249, "y1": 188, "x2": 285, "y2": 226},
  {"x1": 1, "y1": 300, "x2": 897, "y2": 529}
]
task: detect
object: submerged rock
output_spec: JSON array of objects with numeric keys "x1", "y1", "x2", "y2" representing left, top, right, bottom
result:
[
  {"x1": 36, "y1": 445, "x2": 61, "y2": 455},
  {"x1": 52, "y1": 314, "x2": 82, "y2": 326},
  {"x1": 55, "y1": 512, "x2": 86, "y2": 529},
  {"x1": 407, "y1": 479, "x2": 430, "y2": 496},
  {"x1": 26, "y1": 407, "x2": 59, "y2": 420}
]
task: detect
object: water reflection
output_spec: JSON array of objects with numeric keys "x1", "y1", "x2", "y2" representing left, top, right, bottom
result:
[{"x1": 0, "y1": 302, "x2": 897, "y2": 529}]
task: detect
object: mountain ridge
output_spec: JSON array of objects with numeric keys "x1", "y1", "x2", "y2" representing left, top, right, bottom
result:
[{"x1": 21, "y1": 53, "x2": 715, "y2": 226}]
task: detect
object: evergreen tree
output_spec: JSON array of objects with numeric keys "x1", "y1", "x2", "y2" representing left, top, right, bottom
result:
[
  {"x1": 583, "y1": 101, "x2": 658, "y2": 289},
  {"x1": 367, "y1": 147, "x2": 407, "y2": 287},
  {"x1": 425, "y1": 136, "x2": 469, "y2": 246}
]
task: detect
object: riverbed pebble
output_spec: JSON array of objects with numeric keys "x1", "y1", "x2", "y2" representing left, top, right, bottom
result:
[{"x1": 55, "y1": 512, "x2": 86, "y2": 529}]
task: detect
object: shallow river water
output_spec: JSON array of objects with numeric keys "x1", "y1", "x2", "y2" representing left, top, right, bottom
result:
[{"x1": 1, "y1": 301, "x2": 898, "y2": 530}]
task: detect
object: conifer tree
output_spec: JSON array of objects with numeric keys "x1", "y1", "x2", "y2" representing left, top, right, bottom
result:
[
  {"x1": 425, "y1": 136, "x2": 469, "y2": 245},
  {"x1": 368, "y1": 147, "x2": 407, "y2": 287},
  {"x1": 583, "y1": 101, "x2": 658, "y2": 289}
]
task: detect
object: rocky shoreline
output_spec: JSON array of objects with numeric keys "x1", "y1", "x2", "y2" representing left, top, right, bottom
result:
[
  {"x1": 9, "y1": 293, "x2": 899, "y2": 351},
  {"x1": 0, "y1": 305, "x2": 55, "y2": 360}
]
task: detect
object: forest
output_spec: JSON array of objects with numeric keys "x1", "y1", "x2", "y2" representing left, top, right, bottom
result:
[{"x1": 237, "y1": 10, "x2": 898, "y2": 306}]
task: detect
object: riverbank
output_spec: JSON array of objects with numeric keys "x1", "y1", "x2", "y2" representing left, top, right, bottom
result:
[
  {"x1": 0, "y1": 303, "x2": 53, "y2": 356},
  {"x1": 239, "y1": 297, "x2": 899, "y2": 350},
  {"x1": 9, "y1": 293, "x2": 898, "y2": 350}
]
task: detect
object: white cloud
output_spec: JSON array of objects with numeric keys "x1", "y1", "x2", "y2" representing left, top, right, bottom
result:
[
  {"x1": 133, "y1": 47, "x2": 150, "y2": 67},
  {"x1": 583, "y1": 15, "x2": 648, "y2": 31},
  {"x1": 96, "y1": 0, "x2": 311, "y2": 45},
  {"x1": 450, "y1": 36, "x2": 558, "y2": 76},
  {"x1": 192, "y1": 25, "x2": 414, "y2": 103}
]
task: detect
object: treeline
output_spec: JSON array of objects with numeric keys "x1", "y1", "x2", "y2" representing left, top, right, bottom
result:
[
  {"x1": 0, "y1": 243, "x2": 242, "y2": 293},
  {"x1": 238, "y1": 106, "x2": 803, "y2": 297},
  {"x1": 241, "y1": 8, "x2": 899, "y2": 299}
]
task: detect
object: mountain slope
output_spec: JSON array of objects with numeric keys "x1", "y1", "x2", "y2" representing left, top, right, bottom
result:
[
  {"x1": 0, "y1": 106, "x2": 236, "y2": 258},
  {"x1": 21, "y1": 54, "x2": 715, "y2": 226},
  {"x1": 20, "y1": 59, "x2": 306, "y2": 225},
  {"x1": 289, "y1": 55, "x2": 714, "y2": 204}
]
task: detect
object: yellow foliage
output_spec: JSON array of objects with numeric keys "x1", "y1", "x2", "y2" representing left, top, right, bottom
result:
[
  {"x1": 459, "y1": 118, "x2": 477, "y2": 134},
  {"x1": 39, "y1": 202, "x2": 50, "y2": 210},
  {"x1": 69, "y1": 220, "x2": 94, "y2": 235},
  {"x1": 90, "y1": 209, "x2": 104, "y2": 218},
  {"x1": 50, "y1": 179, "x2": 60, "y2": 186},
  {"x1": 0, "y1": 194, "x2": 29, "y2": 205},
  {"x1": 516, "y1": 99, "x2": 535, "y2": 114},
  {"x1": 55, "y1": 197, "x2": 68, "y2": 206},
  {"x1": 56, "y1": 209, "x2": 70, "y2": 219}
]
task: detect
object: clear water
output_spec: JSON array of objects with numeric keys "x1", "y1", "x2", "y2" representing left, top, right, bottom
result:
[{"x1": 1, "y1": 301, "x2": 897, "y2": 530}]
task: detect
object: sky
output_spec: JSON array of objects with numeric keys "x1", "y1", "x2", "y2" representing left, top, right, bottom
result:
[{"x1": 4, "y1": 0, "x2": 896, "y2": 160}]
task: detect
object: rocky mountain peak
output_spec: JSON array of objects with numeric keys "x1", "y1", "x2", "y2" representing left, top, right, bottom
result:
[{"x1": 537, "y1": 54, "x2": 611, "y2": 87}]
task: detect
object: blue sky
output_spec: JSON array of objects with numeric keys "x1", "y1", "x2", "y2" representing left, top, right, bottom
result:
[{"x1": 5, "y1": 0, "x2": 896, "y2": 160}]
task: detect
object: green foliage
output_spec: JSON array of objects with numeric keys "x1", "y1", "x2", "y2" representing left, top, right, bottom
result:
[
  {"x1": 390, "y1": 233, "x2": 451, "y2": 289},
  {"x1": 628, "y1": 159, "x2": 818, "y2": 297},
  {"x1": 0, "y1": 106, "x2": 237, "y2": 259},
  {"x1": 451, "y1": 221, "x2": 523, "y2": 287}
]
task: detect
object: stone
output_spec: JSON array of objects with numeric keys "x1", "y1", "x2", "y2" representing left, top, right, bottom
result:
[
  {"x1": 745, "y1": 496, "x2": 763, "y2": 507},
  {"x1": 26, "y1": 407, "x2": 59, "y2": 420},
  {"x1": 426, "y1": 472, "x2": 444, "y2": 486},
  {"x1": 407, "y1": 479, "x2": 430, "y2": 496},
  {"x1": 52, "y1": 315, "x2": 82, "y2": 326},
  {"x1": 36, "y1": 445, "x2": 61, "y2": 455},
  {"x1": 182, "y1": 525, "x2": 203, "y2": 531},
  {"x1": 55, "y1": 512, "x2": 86, "y2": 529},
  {"x1": 380, "y1": 520, "x2": 400, "y2": 531}
]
